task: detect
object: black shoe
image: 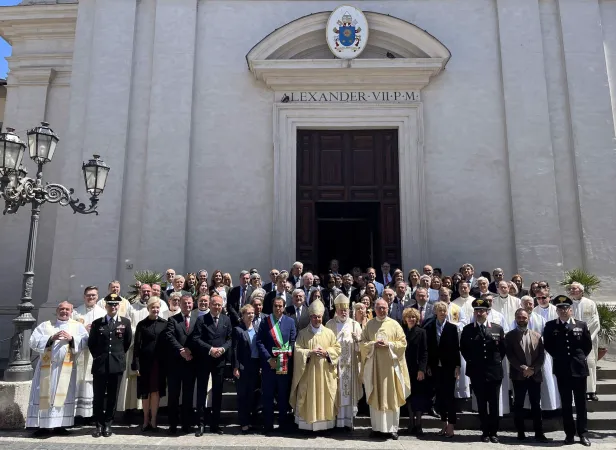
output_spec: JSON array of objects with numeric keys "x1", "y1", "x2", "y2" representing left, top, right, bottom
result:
[
  {"x1": 391, "y1": 432, "x2": 399, "y2": 440},
  {"x1": 92, "y1": 426, "x2": 102, "y2": 438},
  {"x1": 580, "y1": 436, "x2": 591, "y2": 447},
  {"x1": 481, "y1": 434, "x2": 490, "y2": 443},
  {"x1": 141, "y1": 424, "x2": 153, "y2": 432},
  {"x1": 564, "y1": 436, "x2": 575, "y2": 445},
  {"x1": 263, "y1": 427, "x2": 274, "y2": 436},
  {"x1": 168, "y1": 426, "x2": 177, "y2": 435},
  {"x1": 151, "y1": 426, "x2": 159, "y2": 433},
  {"x1": 589, "y1": 393, "x2": 599, "y2": 401},
  {"x1": 416, "y1": 427, "x2": 425, "y2": 437},
  {"x1": 32, "y1": 428, "x2": 50, "y2": 438},
  {"x1": 195, "y1": 425, "x2": 205, "y2": 437},
  {"x1": 408, "y1": 426, "x2": 417, "y2": 435},
  {"x1": 102, "y1": 425, "x2": 112, "y2": 438},
  {"x1": 489, "y1": 435, "x2": 499, "y2": 443},
  {"x1": 517, "y1": 432, "x2": 526, "y2": 441},
  {"x1": 370, "y1": 431, "x2": 380, "y2": 438},
  {"x1": 535, "y1": 434, "x2": 552, "y2": 443},
  {"x1": 53, "y1": 427, "x2": 69, "y2": 436},
  {"x1": 211, "y1": 427, "x2": 224, "y2": 435}
]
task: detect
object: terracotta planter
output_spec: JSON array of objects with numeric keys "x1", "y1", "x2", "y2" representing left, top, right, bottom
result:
[{"x1": 598, "y1": 347, "x2": 608, "y2": 361}]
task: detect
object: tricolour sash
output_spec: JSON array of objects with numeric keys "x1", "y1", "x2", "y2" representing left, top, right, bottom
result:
[
  {"x1": 39, "y1": 320, "x2": 79, "y2": 410},
  {"x1": 268, "y1": 315, "x2": 292, "y2": 374}
]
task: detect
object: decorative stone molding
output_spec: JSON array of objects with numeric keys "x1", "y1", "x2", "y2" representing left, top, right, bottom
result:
[
  {"x1": 247, "y1": 11, "x2": 450, "y2": 91},
  {"x1": 272, "y1": 103, "x2": 428, "y2": 272}
]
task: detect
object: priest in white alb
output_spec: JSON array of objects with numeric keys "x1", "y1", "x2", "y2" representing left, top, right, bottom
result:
[
  {"x1": 360, "y1": 298, "x2": 410, "y2": 440},
  {"x1": 568, "y1": 282, "x2": 601, "y2": 401},
  {"x1": 491, "y1": 281, "x2": 520, "y2": 325},
  {"x1": 290, "y1": 299, "x2": 341, "y2": 431},
  {"x1": 27, "y1": 301, "x2": 89, "y2": 436},
  {"x1": 72, "y1": 286, "x2": 106, "y2": 419},
  {"x1": 533, "y1": 292, "x2": 561, "y2": 410},
  {"x1": 325, "y1": 293, "x2": 362, "y2": 430}
]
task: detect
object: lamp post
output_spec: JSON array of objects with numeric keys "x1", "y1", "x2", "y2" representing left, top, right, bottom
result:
[{"x1": 0, "y1": 122, "x2": 110, "y2": 382}]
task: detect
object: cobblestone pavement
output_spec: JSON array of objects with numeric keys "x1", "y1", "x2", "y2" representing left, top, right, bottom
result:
[{"x1": 1, "y1": 427, "x2": 616, "y2": 449}]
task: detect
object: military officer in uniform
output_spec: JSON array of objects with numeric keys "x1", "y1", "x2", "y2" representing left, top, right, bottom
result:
[
  {"x1": 460, "y1": 298, "x2": 506, "y2": 443},
  {"x1": 544, "y1": 295, "x2": 592, "y2": 447},
  {"x1": 88, "y1": 294, "x2": 132, "y2": 438}
]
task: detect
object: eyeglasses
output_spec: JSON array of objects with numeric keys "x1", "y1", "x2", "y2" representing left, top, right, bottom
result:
[{"x1": 536, "y1": 296, "x2": 547, "y2": 300}]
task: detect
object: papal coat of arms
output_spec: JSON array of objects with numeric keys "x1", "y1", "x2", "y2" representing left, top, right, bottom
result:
[{"x1": 326, "y1": 5, "x2": 369, "y2": 59}]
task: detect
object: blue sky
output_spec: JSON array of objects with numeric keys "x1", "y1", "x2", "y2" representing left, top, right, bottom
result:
[{"x1": 0, "y1": 1, "x2": 22, "y2": 79}]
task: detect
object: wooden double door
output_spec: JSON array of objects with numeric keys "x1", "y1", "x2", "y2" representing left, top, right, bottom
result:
[{"x1": 296, "y1": 129, "x2": 401, "y2": 273}]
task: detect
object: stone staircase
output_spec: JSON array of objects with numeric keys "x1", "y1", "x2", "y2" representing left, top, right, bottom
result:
[{"x1": 204, "y1": 361, "x2": 616, "y2": 432}]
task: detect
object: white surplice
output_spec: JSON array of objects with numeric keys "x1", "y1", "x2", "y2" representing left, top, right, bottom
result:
[
  {"x1": 452, "y1": 296, "x2": 474, "y2": 398},
  {"x1": 534, "y1": 304, "x2": 561, "y2": 410},
  {"x1": 471, "y1": 309, "x2": 510, "y2": 415},
  {"x1": 26, "y1": 319, "x2": 89, "y2": 428},
  {"x1": 71, "y1": 304, "x2": 106, "y2": 417},
  {"x1": 491, "y1": 294, "x2": 520, "y2": 326},
  {"x1": 571, "y1": 297, "x2": 600, "y2": 394}
]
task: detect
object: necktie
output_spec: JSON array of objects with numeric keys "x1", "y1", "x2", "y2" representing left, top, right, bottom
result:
[
  {"x1": 296, "y1": 306, "x2": 300, "y2": 317},
  {"x1": 214, "y1": 316, "x2": 219, "y2": 328},
  {"x1": 419, "y1": 306, "x2": 424, "y2": 322},
  {"x1": 480, "y1": 324, "x2": 486, "y2": 337},
  {"x1": 523, "y1": 331, "x2": 532, "y2": 365},
  {"x1": 241, "y1": 288, "x2": 246, "y2": 307},
  {"x1": 185, "y1": 315, "x2": 190, "y2": 331}
]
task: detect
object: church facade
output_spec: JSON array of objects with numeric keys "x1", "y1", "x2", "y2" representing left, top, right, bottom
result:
[{"x1": 0, "y1": 0, "x2": 615, "y2": 349}]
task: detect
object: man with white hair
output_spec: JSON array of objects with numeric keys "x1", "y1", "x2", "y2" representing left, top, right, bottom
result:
[
  {"x1": 301, "y1": 272, "x2": 316, "y2": 302},
  {"x1": 72, "y1": 286, "x2": 106, "y2": 420},
  {"x1": 290, "y1": 299, "x2": 341, "y2": 431},
  {"x1": 289, "y1": 261, "x2": 304, "y2": 288},
  {"x1": 568, "y1": 282, "x2": 600, "y2": 401},
  {"x1": 492, "y1": 280, "x2": 520, "y2": 325},
  {"x1": 461, "y1": 263, "x2": 478, "y2": 290},
  {"x1": 27, "y1": 301, "x2": 89, "y2": 436},
  {"x1": 326, "y1": 294, "x2": 362, "y2": 430}
]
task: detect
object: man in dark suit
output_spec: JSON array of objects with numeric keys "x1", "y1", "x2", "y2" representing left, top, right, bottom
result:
[
  {"x1": 263, "y1": 273, "x2": 292, "y2": 315},
  {"x1": 262, "y1": 269, "x2": 279, "y2": 294},
  {"x1": 488, "y1": 268, "x2": 504, "y2": 294},
  {"x1": 227, "y1": 270, "x2": 251, "y2": 327},
  {"x1": 256, "y1": 296, "x2": 297, "y2": 434},
  {"x1": 376, "y1": 262, "x2": 392, "y2": 287},
  {"x1": 287, "y1": 261, "x2": 303, "y2": 289},
  {"x1": 188, "y1": 295, "x2": 232, "y2": 436},
  {"x1": 285, "y1": 289, "x2": 310, "y2": 331},
  {"x1": 424, "y1": 301, "x2": 461, "y2": 436},
  {"x1": 544, "y1": 295, "x2": 593, "y2": 447},
  {"x1": 88, "y1": 294, "x2": 132, "y2": 438},
  {"x1": 460, "y1": 298, "x2": 505, "y2": 443},
  {"x1": 299, "y1": 272, "x2": 316, "y2": 303},
  {"x1": 506, "y1": 308, "x2": 550, "y2": 442},
  {"x1": 340, "y1": 274, "x2": 356, "y2": 301},
  {"x1": 165, "y1": 294, "x2": 199, "y2": 434}
]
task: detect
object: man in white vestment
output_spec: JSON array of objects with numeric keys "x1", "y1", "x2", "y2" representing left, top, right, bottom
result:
[
  {"x1": 27, "y1": 301, "x2": 89, "y2": 436},
  {"x1": 97, "y1": 280, "x2": 131, "y2": 317},
  {"x1": 72, "y1": 286, "x2": 106, "y2": 419},
  {"x1": 568, "y1": 282, "x2": 600, "y2": 401},
  {"x1": 492, "y1": 281, "x2": 520, "y2": 325},
  {"x1": 325, "y1": 294, "x2": 362, "y2": 429},
  {"x1": 453, "y1": 282, "x2": 474, "y2": 398},
  {"x1": 533, "y1": 291, "x2": 561, "y2": 410}
]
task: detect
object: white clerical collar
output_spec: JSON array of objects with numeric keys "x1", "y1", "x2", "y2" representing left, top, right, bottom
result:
[
  {"x1": 376, "y1": 316, "x2": 386, "y2": 322},
  {"x1": 55, "y1": 319, "x2": 68, "y2": 325},
  {"x1": 310, "y1": 324, "x2": 322, "y2": 334},
  {"x1": 198, "y1": 309, "x2": 209, "y2": 316},
  {"x1": 499, "y1": 294, "x2": 508, "y2": 298},
  {"x1": 85, "y1": 305, "x2": 94, "y2": 312}
]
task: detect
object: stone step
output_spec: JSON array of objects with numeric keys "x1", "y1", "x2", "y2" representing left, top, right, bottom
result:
[{"x1": 596, "y1": 379, "x2": 616, "y2": 395}]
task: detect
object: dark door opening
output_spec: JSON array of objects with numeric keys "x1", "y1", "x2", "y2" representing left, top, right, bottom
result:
[{"x1": 316, "y1": 202, "x2": 379, "y2": 274}]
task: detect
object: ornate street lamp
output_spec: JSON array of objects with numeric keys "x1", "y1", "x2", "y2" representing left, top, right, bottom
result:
[{"x1": 0, "y1": 123, "x2": 110, "y2": 382}]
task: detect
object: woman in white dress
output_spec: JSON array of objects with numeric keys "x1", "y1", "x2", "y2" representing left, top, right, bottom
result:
[{"x1": 209, "y1": 270, "x2": 230, "y2": 308}]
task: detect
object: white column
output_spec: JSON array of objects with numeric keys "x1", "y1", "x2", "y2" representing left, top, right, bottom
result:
[
  {"x1": 138, "y1": 0, "x2": 198, "y2": 272},
  {"x1": 558, "y1": 0, "x2": 616, "y2": 295},
  {"x1": 496, "y1": 0, "x2": 564, "y2": 282},
  {"x1": 44, "y1": 0, "x2": 138, "y2": 322}
]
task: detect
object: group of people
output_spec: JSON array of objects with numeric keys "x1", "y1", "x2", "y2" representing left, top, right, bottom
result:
[{"x1": 25, "y1": 261, "x2": 599, "y2": 447}]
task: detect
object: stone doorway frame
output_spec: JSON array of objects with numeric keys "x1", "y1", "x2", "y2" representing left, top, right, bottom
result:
[{"x1": 272, "y1": 102, "x2": 428, "y2": 272}]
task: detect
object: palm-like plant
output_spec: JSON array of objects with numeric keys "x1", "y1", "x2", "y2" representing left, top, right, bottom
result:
[
  {"x1": 559, "y1": 268, "x2": 601, "y2": 297},
  {"x1": 597, "y1": 303, "x2": 616, "y2": 346},
  {"x1": 127, "y1": 270, "x2": 164, "y2": 302}
]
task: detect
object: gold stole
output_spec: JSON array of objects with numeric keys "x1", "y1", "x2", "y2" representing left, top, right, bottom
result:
[{"x1": 39, "y1": 320, "x2": 79, "y2": 410}]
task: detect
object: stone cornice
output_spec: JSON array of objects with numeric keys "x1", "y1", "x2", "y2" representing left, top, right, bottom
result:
[{"x1": 0, "y1": 4, "x2": 78, "y2": 44}]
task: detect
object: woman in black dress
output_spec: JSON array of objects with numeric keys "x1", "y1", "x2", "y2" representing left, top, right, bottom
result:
[
  {"x1": 402, "y1": 307, "x2": 428, "y2": 436},
  {"x1": 131, "y1": 297, "x2": 168, "y2": 432}
]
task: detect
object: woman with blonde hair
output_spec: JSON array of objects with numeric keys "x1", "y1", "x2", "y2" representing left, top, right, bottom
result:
[
  {"x1": 402, "y1": 307, "x2": 428, "y2": 436},
  {"x1": 132, "y1": 297, "x2": 168, "y2": 432},
  {"x1": 353, "y1": 302, "x2": 369, "y2": 329},
  {"x1": 222, "y1": 273, "x2": 233, "y2": 288}
]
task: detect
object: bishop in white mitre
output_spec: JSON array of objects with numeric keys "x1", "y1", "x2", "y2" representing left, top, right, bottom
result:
[
  {"x1": 325, "y1": 294, "x2": 362, "y2": 429},
  {"x1": 568, "y1": 282, "x2": 601, "y2": 400},
  {"x1": 533, "y1": 294, "x2": 561, "y2": 410},
  {"x1": 71, "y1": 287, "x2": 106, "y2": 418},
  {"x1": 27, "y1": 301, "x2": 89, "y2": 435},
  {"x1": 452, "y1": 282, "x2": 474, "y2": 399}
]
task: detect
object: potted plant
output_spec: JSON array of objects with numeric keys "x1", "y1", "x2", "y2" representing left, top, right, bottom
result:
[
  {"x1": 126, "y1": 270, "x2": 163, "y2": 303},
  {"x1": 597, "y1": 303, "x2": 616, "y2": 360},
  {"x1": 559, "y1": 268, "x2": 601, "y2": 296}
]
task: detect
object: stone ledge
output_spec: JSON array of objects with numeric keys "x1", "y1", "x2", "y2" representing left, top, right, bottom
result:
[{"x1": 0, "y1": 381, "x2": 30, "y2": 430}]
